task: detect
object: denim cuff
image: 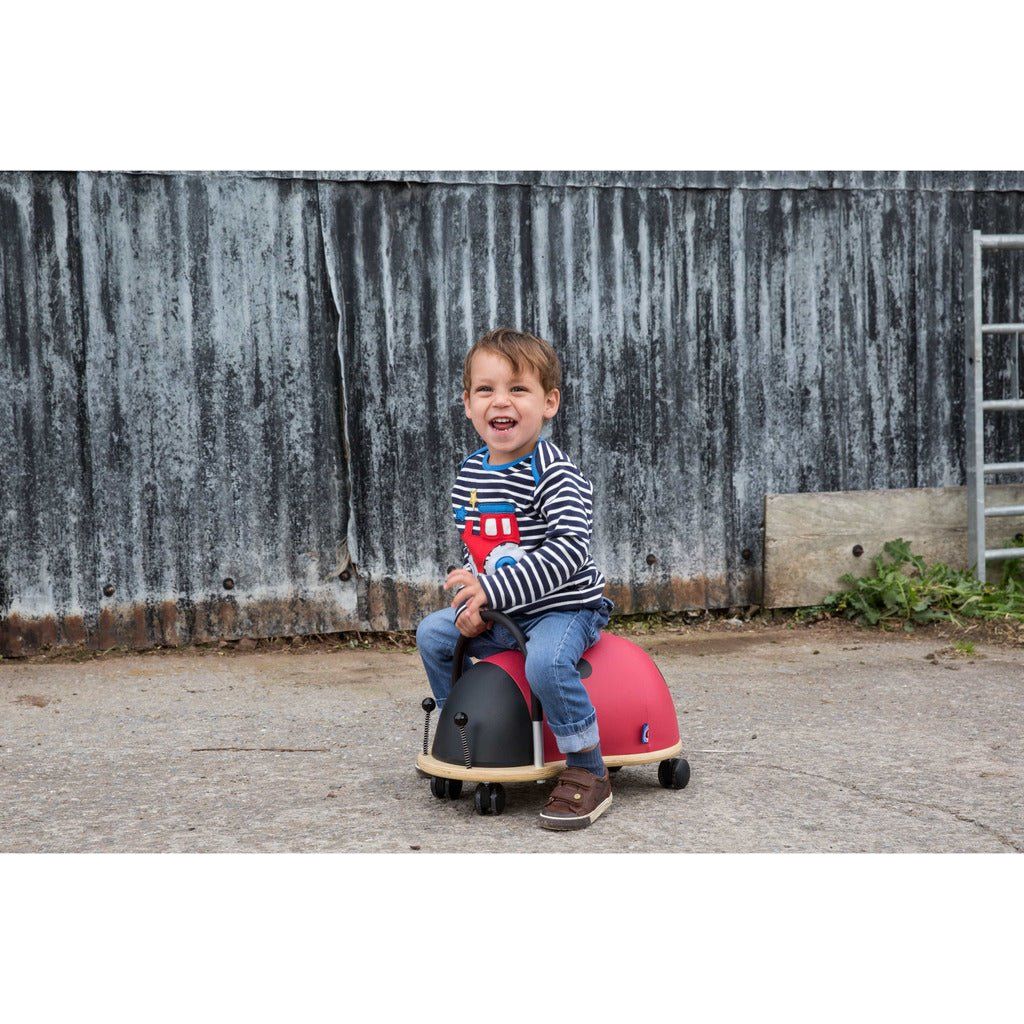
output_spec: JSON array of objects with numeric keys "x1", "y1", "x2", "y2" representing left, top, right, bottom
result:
[{"x1": 547, "y1": 710, "x2": 600, "y2": 754}]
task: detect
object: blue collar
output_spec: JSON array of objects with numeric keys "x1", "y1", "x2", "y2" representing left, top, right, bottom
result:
[{"x1": 481, "y1": 446, "x2": 537, "y2": 471}]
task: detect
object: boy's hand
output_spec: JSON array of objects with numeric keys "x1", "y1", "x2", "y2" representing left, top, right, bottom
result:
[{"x1": 445, "y1": 569, "x2": 490, "y2": 638}]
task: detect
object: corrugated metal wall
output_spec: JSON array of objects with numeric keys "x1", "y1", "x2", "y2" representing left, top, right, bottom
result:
[
  {"x1": 1, "y1": 172, "x2": 353, "y2": 654},
  {"x1": 3, "y1": 171, "x2": 1024, "y2": 653}
]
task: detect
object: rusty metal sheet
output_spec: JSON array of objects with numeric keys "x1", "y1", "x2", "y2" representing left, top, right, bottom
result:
[
  {"x1": 319, "y1": 179, "x2": 1024, "y2": 628},
  {"x1": 1, "y1": 172, "x2": 354, "y2": 654},
  {"x1": 5, "y1": 171, "x2": 1024, "y2": 653},
  {"x1": 315, "y1": 171, "x2": 1024, "y2": 192},
  {"x1": 130, "y1": 171, "x2": 1024, "y2": 192},
  {"x1": 0, "y1": 591, "x2": 365, "y2": 658}
]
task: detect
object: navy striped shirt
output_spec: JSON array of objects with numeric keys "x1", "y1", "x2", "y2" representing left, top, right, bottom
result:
[{"x1": 451, "y1": 439, "x2": 606, "y2": 617}]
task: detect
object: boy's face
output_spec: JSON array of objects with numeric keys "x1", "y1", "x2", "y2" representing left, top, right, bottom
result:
[{"x1": 463, "y1": 350, "x2": 560, "y2": 463}]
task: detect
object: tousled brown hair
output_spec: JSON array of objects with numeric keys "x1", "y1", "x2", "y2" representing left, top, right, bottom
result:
[{"x1": 462, "y1": 328, "x2": 562, "y2": 394}]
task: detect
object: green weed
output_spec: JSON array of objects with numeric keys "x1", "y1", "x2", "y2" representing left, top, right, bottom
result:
[{"x1": 803, "y1": 537, "x2": 1024, "y2": 630}]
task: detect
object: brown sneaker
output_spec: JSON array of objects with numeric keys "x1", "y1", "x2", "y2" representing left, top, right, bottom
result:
[{"x1": 538, "y1": 767, "x2": 612, "y2": 831}]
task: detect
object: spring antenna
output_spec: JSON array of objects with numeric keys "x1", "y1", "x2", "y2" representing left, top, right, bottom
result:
[
  {"x1": 421, "y1": 698, "x2": 436, "y2": 755},
  {"x1": 453, "y1": 712, "x2": 472, "y2": 769}
]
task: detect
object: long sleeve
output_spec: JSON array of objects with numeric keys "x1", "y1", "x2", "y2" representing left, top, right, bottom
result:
[
  {"x1": 477, "y1": 461, "x2": 593, "y2": 613},
  {"x1": 451, "y1": 543, "x2": 476, "y2": 622}
]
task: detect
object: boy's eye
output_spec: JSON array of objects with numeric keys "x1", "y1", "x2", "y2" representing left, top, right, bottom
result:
[{"x1": 475, "y1": 386, "x2": 492, "y2": 393}]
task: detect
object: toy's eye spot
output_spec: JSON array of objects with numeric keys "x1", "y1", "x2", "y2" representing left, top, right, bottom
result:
[{"x1": 573, "y1": 793, "x2": 581, "y2": 800}]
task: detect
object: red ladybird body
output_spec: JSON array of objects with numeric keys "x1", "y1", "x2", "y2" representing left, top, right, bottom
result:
[{"x1": 480, "y1": 632, "x2": 680, "y2": 762}]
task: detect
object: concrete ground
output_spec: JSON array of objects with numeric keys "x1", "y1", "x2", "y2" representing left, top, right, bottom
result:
[{"x1": 1, "y1": 622, "x2": 1021, "y2": 853}]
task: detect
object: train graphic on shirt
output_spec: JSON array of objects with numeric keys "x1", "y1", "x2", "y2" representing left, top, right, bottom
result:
[{"x1": 454, "y1": 497, "x2": 528, "y2": 575}]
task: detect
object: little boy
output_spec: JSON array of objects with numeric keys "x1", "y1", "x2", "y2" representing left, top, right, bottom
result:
[{"x1": 416, "y1": 327, "x2": 615, "y2": 830}]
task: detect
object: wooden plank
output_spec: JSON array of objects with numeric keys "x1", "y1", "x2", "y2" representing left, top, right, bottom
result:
[{"x1": 764, "y1": 485, "x2": 1024, "y2": 608}]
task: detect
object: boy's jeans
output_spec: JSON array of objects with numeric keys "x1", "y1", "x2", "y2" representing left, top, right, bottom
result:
[{"x1": 416, "y1": 597, "x2": 614, "y2": 754}]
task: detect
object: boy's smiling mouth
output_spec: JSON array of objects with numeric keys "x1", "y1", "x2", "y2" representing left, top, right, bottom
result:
[{"x1": 489, "y1": 417, "x2": 518, "y2": 433}]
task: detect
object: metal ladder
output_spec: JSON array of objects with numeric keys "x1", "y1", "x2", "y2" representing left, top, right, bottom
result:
[{"x1": 965, "y1": 230, "x2": 1024, "y2": 578}]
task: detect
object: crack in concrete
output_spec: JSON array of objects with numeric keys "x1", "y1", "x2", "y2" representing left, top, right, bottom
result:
[{"x1": 760, "y1": 763, "x2": 1024, "y2": 852}]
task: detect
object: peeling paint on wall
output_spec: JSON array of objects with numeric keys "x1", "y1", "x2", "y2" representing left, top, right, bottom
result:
[
  {"x1": 3, "y1": 171, "x2": 1024, "y2": 652},
  {"x1": 1, "y1": 172, "x2": 354, "y2": 653}
]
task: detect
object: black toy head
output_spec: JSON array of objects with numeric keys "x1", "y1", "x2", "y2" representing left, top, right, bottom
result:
[{"x1": 430, "y1": 660, "x2": 533, "y2": 768}]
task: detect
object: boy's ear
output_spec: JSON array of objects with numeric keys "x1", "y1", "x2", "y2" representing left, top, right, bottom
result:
[
  {"x1": 463, "y1": 390, "x2": 472, "y2": 418},
  {"x1": 544, "y1": 388, "x2": 560, "y2": 419}
]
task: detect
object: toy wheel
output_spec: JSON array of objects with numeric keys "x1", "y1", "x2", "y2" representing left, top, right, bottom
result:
[
  {"x1": 658, "y1": 758, "x2": 691, "y2": 790},
  {"x1": 474, "y1": 783, "x2": 506, "y2": 816},
  {"x1": 430, "y1": 777, "x2": 463, "y2": 800},
  {"x1": 489, "y1": 783, "x2": 506, "y2": 815},
  {"x1": 474, "y1": 784, "x2": 489, "y2": 814}
]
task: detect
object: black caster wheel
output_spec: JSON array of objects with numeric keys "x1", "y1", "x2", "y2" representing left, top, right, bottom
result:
[
  {"x1": 473, "y1": 784, "x2": 488, "y2": 814},
  {"x1": 658, "y1": 758, "x2": 691, "y2": 790},
  {"x1": 474, "y1": 782, "x2": 506, "y2": 816},
  {"x1": 490, "y1": 783, "x2": 506, "y2": 814},
  {"x1": 608, "y1": 766, "x2": 622, "y2": 774},
  {"x1": 430, "y1": 777, "x2": 463, "y2": 800}
]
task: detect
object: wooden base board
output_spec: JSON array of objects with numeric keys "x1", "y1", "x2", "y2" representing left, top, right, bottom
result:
[
  {"x1": 764, "y1": 484, "x2": 1024, "y2": 608},
  {"x1": 416, "y1": 741, "x2": 684, "y2": 783}
]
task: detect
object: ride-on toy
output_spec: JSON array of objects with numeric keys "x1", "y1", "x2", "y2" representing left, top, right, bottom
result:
[{"x1": 416, "y1": 609, "x2": 691, "y2": 816}]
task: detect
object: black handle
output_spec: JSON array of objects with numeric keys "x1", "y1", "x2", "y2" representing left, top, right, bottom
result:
[
  {"x1": 450, "y1": 608, "x2": 527, "y2": 684},
  {"x1": 450, "y1": 608, "x2": 541, "y2": 723}
]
